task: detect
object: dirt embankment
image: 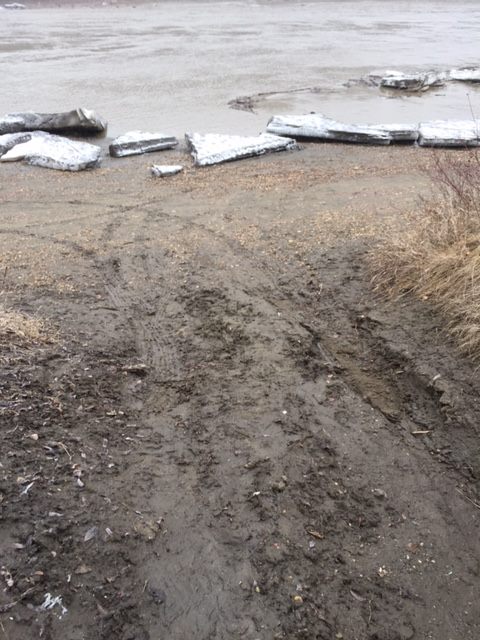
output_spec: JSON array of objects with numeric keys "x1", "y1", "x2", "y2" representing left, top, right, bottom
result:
[{"x1": 1, "y1": 144, "x2": 479, "y2": 640}]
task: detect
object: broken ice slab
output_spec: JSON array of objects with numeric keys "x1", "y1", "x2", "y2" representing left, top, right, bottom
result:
[
  {"x1": 0, "y1": 131, "x2": 33, "y2": 156},
  {"x1": 418, "y1": 120, "x2": 480, "y2": 147},
  {"x1": 267, "y1": 114, "x2": 397, "y2": 145},
  {"x1": 321, "y1": 123, "x2": 392, "y2": 145},
  {"x1": 185, "y1": 132, "x2": 298, "y2": 166},
  {"x1": 109, "y1": 131, "x2": 178, "y2": 157},
  {"x1": 0, "y1": 132, "x2": 102, "y2": 170},
  {"x1": 379, "y1": 70, "x2": 446, "y2": 91},
  {"x1": 0, "y1": 108, "x2": 107, "y2": 136},
  {"x1": 0, "y1": 115, "x2": 26, "y2": 134},
  {"x1": 373, "y1": 123, "x2": 419, "y2": 143},
  {"x1": 449, "y1": 67, "x2": 480, "y2": 83},
  {"x1": 150, "y1": 164, "x2": 183, "y2": 177}
]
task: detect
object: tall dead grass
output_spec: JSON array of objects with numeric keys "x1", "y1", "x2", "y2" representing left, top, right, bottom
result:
[{"x1": 369, "y1": 151, "x2": 480, "y2": 358}]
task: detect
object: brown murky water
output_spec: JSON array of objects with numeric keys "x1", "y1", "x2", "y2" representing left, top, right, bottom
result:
[{"x1": 1, "y1": 1, "x2": 480, "y2": 137}]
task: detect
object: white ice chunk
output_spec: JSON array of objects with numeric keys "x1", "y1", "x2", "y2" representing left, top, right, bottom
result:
[
  {"x1": 150, "y1": 164, "x2": 184, "y2": 177},
  {"x1": 380, "y1": 70, "x2": 446, "y2": 91},
  {"x1": 267, "y1": 114, "x2": 336, "y2": 139},
  {"x1": 1, "y1": 132, "x2": 102, "y2": 170},
  {"x1": 418, "y1": 120, "x2": 480, "y2": 147},
  {"x1": 449, "y1": 67, "x2": 480, "y2": 83},
  {"x1": 0, "y1": 131, "x2": 35, "y2": 156},
  {"x1": 267, "y1": 114, "x2": 393, "y2": 145},
  {"x1": 0, "y1": 108, "x2": 107, "y2": 136},
  {"x1": 109, "y1": 131, "x2": 178, "y2": 157},
  {"x1": 373, "y1": 123, "x2": 419, "y2": 142},
  {"x1": 0, "y1": 115, "x2": 25, "y2": 134},
  {"x1": 185, "y1": 132, "x2": 297, "y2": 166}
]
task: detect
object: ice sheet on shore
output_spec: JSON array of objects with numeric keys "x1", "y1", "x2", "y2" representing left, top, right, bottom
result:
[
  {"x1": 0, "y1": 115, "x2": 25, "y2": 134},
  {"x1": 418, "y1": 120, "x2": 480, "y2": 147},
  {"x1": 150, "y1": 164, "x2": 184, "y2": 177},
  {"x1": 0, "y1": 132, "x2": 102, "y2": 170},
  {"x1": 0, "y1": 108, "x2": 107, "y2": 136},
  {"x1": 185, "y1": 132, "x2": 297, "y2": 166},
  {"x1": 266, "y1": 114, "x2": 418, "y2": 144},
  {"x1": 372, "y1": 123, "x2": 419, "y2": 142},
  {"x1": 109, "y1": 131, "x2": 178, "y2": 157},
  {"x1": 0, "y1": 131, "x2": 34, "y2": 156},
  {"x1": 267, "y1": 113, "x2": 480, "y2": 147}
]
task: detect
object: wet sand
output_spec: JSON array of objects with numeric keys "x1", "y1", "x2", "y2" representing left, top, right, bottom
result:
[{"x1": 1, "y1": 144, "x2": 480, "y2": 639}]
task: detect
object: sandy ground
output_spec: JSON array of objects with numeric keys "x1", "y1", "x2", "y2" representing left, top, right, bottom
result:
[{"x1": 1, "y1": 143, "x2": 480, "y2": 640}]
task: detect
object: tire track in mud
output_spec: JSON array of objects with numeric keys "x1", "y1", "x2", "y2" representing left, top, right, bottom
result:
[
  {"x1": 301, "y1": 243, "x2": 480, "y2": 482},
  {"x1": 86, "y1": 218, "x2": 335, "y2": 637},
  {"x1": 33, "y1": 201, "x2": 479, "y2": 640},
  {"x1": 100, "y1": 253, "x2": 185, "y2": 380},
  {"x1": 94, "y1": 209, "x2": 283, "y2": 387},
  {"x1": 276, "y1": 245, "x2": 480, "y2": 638},
  {"x1": 4, "y1": 149, "x2": 480, "y2": 640},
  {"x1": 0, "y1": 226, "x2": 96, "y2": 258},
  {"x1": 94, "y1": 208, "x2": 480, "y2": 637},
  {"x1": 127, "y1": 230, "x2": 475, "y2": 638},
  {"x1": 94, "y1": 203, "x2": 188, "y2": 381}
]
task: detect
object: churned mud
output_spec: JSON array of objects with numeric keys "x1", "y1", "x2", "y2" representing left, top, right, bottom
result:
[{"x1": 1, "y1": 144, "x2": 479, "y2": 640}]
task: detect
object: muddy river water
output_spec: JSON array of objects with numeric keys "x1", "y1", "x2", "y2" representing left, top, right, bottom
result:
[{"x1": 1, "y1": 0, "x2": 480, "y2": 137}]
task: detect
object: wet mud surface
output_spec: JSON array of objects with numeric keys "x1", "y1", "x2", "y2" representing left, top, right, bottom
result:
[{"x1": 1, "y1": 144, "x2": 480, "y2": 639}]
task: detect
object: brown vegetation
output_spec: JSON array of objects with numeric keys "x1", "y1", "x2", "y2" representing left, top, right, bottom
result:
[
  {"x1": 0, "y1": 304, "x2": 51, "y2": 345},
  {"x1": 370, "y1": 150, "x2": 480, "y2": 358}
]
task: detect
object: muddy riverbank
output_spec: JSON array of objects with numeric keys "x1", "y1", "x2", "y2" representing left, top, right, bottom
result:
[{"x1": 1, "y1": 145, "x2": 479, "y2": 639}]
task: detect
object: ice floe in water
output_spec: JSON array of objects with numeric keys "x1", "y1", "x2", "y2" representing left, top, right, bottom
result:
[{"x1": 379, "y1": 70, "x2": 446, "y2": 91}]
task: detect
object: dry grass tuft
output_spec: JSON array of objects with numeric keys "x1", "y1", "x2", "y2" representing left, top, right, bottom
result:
[
  {"x1": 369, "y1": 151, "x2": 480, "y2": 358},
  {"x1": 0, "y1": 305, "x2": 52, "y2": 346}
]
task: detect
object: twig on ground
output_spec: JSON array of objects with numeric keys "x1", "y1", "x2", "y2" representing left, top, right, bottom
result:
[
  {"x1": 456, "y1": 487, "x2": 480, "y2": 510},
  {"x1": 0, "y1": 587, "x2": 36, "y2": 614}
]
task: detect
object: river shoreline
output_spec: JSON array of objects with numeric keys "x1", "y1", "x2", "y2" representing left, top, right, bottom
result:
[
  {"x1": 2, "y1": 3, "x2": 480, "y2": 637},
  {"x1": 2, "y1": 1, "x2": 480, "y2": 138}
]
